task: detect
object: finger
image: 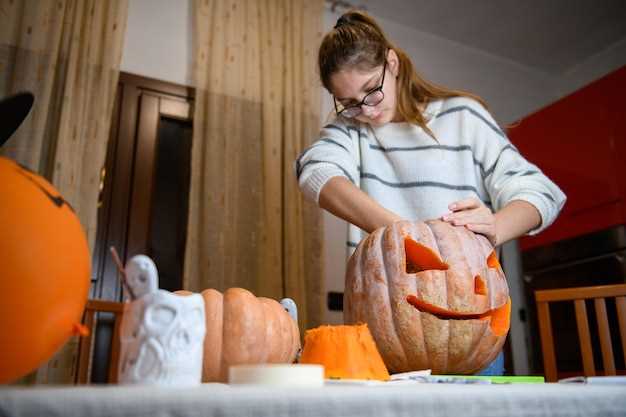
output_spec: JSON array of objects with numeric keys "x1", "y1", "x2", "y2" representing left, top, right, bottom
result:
[
  {"x1": 448, "y1": 197, "x2": 481, "y2": 211},
  {"x1": 443, "y1": 208, "x2": 486, "y2": 224},
  {"x1": 444, "y1": 205, "x2": 492, "y2": 222},
  {"x1": 451, "y1": 216, "x2": 484, "y2": 227},
  {"x1": 465, "y1": 223, "x2": 492, "y2": 234}
]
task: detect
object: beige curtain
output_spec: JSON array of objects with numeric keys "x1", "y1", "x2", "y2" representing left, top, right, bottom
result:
[
  {"x1": 0, "y1": 0, "x2": 128, "y2": 383},
  {"x1": 187, "y1": 0, "x2": 324, "y2": 331}
]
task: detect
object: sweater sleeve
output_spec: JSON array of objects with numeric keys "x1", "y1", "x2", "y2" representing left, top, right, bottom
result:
[
  {"x1": 465, "y1": 99, "x2": 566, "y2": 235},
  {"x1": 295, "y1": 118, "x2": 360, "y2": 204}
]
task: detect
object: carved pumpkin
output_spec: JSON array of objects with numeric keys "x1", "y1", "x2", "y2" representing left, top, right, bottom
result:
[
  {"x1": 300, "y1": 324, "x2": 390, "y2": 381},
  {"x1": 177, "y1": 288, "x2": 300, "y2": 382},
  {"x1": 0, "y1": 156, "x2": 90, "y2": 384},
  {"x1": 344, "y1": 220, "x2": 510, "y2": 375}
]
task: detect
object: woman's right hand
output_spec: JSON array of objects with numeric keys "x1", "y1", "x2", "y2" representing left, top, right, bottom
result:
[
  {"x1": 319, "y1": 176, "x2": 403, "y2": 233},
  {"x1": 442, "y1": 198, "x2": 498, "y2": 246}
]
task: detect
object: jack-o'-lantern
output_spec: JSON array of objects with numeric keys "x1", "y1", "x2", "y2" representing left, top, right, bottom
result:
[
  {"x1": 0, "y1": 156, "x2": 91, "y2": 384},
  {"x1": 344, "y1": 220, "x2": 510, "y2": 375}
]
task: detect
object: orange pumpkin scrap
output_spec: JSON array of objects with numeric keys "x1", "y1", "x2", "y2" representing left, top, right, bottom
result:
[
  {"x1": 299, "y1": 323, "x2": 390, "y2": 381},
  {"x1": 344, "y1": 220, "x2": 510, "y2": 375},
  {"x1": 176, "y1": 288, "x2": 300, "y2": 382}
]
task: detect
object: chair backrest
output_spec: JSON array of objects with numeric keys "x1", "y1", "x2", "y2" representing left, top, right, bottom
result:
[
  {"x1": 535, "y1": 283, "x2": 626, "y2": 382},
  {"x1": 76, "y1": 299, "x2": 125, "y2": 384}
]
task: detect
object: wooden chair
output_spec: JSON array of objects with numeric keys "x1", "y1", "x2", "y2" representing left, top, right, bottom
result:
[
  {"x1": 76, "y1": 299, "x2": 125, "y2": 384},
  {"x1": 535, "y1": 283, "x2": 626, "y2": 382}
]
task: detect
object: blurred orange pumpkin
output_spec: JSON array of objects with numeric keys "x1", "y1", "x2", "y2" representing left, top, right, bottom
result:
[
  {"x1": 176, "y1": 288, "x2": 300, "y2": 382},
  {"x1": 0, "y1": 156, "x2": 90, "y2": 384}
]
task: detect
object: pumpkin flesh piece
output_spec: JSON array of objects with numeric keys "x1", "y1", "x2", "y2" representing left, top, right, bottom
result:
[{"x1": 300, "y1": 324, "x2": 390, "y2": 381}]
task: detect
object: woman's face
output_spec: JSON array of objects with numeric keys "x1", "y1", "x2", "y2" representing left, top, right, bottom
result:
[{"x1": 329, "y1": 49, "x2": 400, "y2": 126}]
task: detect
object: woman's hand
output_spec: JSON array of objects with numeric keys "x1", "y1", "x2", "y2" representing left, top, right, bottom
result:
[{"x1": 441, "y1": 198, "x2": 498, "y2": 246}]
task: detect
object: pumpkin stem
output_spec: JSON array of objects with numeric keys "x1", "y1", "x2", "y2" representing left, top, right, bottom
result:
[{"x1": 404, "y1": 238, "x2": 449, "y2": 273}]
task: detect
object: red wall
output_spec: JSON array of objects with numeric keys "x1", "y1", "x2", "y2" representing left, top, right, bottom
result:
[{"x1": 508, "y1": 66, "x2": 626, "y2": 251}]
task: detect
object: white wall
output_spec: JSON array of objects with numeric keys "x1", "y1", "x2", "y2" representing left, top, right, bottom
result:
[
  {"x1": 554, "y1": 37, "x2": 626, "y2": 105},
  {"x1": 121, "y1": 0, "x2": 193, "y2": 86},
  {"x1": 371, "y1": 15, "x2": 555, "y2": 125}
]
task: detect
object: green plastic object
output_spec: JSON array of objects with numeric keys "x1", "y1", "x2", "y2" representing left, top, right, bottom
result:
[{"x1": 432, "y1": 375, "x2": 545, "y2": 384}]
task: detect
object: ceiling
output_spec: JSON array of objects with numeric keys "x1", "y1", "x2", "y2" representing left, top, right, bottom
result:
[{"x1": 353, "y1": 0, "x2": 626, "y2": 74}]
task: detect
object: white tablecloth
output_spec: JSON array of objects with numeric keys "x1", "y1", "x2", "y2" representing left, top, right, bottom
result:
[{"x1": 1, "y1": 383, "x2": 625, "y2": 417}]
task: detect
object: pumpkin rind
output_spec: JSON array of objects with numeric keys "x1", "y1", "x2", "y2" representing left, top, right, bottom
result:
[
  {"x1": 344, "y1": 220, "x2": 510, "y2": 374},
  {"x1": 201, "y1": 289, "x2": 225, "y2": 381}
]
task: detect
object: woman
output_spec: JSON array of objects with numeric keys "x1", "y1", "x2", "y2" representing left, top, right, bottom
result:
[{"x1": 296, "y1": 10, "x2": 565, "y2": 375}]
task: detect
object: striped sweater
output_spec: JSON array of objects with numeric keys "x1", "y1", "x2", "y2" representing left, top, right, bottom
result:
[{"x1": 296, "y1": 96, "x2": 566, "y2": 253}]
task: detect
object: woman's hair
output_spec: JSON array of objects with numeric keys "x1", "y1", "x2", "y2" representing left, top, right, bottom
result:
[{"x1": 319, "y1": 10, "x2": 488, "y2": 135}]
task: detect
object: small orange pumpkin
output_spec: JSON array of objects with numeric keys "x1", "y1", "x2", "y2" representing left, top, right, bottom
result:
[
  {"x1": 300, "y1": 324, "x2": 390, "y2": 381},
  {"x1": 344, "y1": 220, "x2": 510, "y2": 375},
  {"x1": 177, "y1": 288, "x2": 300, "y2": 382}
]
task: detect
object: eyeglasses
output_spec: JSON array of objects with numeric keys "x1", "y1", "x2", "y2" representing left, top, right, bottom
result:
[{"x1": 334, "y1": 59, "x2": 387, "y2": 119}]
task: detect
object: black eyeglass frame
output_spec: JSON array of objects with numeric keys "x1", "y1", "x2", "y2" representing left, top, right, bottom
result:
[{"x1": 333, "y1": 59, "x2": 387, "y2": 118}]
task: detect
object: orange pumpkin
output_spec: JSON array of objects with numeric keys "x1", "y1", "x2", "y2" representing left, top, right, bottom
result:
[
  {"x1": 177, "y1": 288, "x2": 300, "y2": 382},
  {"x1": 344, "y1": 220, "x2": 510, "y2": 375},
  {"x1": 300, "y1": 324, "x2": 390, "y2": 381},
  {"x1": 0, "y1": 156, "x2": 90, "y2": 384}
]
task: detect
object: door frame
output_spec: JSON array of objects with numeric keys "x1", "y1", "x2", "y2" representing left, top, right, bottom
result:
[{"x1": 92, "y1": 72, "x2": 194, "y2": 301}]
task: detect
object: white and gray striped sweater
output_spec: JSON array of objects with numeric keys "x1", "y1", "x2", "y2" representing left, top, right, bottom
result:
[{"x1": 296, "y1": 96, "x2": 566, "y2": 253}]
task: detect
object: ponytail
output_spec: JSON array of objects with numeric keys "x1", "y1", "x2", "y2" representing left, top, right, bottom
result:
[{"x1": 394, "y1": 48, "x2": 487, "y2": 138}]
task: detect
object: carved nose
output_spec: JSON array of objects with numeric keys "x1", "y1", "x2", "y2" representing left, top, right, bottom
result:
[{"x1": 474, "y1": 275, "x2": 488, "y2": 295}]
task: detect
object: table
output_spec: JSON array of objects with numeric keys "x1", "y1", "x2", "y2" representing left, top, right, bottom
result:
[{"x1": 1, "y1": 383, "x2": 625, "y2": 417}]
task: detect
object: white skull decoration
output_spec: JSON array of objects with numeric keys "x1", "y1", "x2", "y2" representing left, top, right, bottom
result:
[{"x1": 118, "y1": 255, "x2": 206, "y2": 385}]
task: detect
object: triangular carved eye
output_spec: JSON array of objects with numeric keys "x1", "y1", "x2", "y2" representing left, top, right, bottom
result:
[
  {"x1": 487, "y1": 250, "x2": 501, "y2": 269},
  {"x1": 404, "y1": 238, "x2": 449, "y2": 273}
]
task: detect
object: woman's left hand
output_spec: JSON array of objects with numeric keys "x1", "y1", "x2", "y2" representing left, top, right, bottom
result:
[{"x1": 441, "y1": 198, "x2": 498, "y2": 246}]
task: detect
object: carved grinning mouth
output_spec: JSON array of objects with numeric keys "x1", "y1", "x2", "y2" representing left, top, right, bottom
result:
[
  {"x1": 406, "y1": 295, "x2": 511, "y2": 336},
  {"x1": 403, "y1": 237, "x2": 510, "y2": 336},
  {"x1": 407, "y1": 295, "x2": 491, "y2": 320}
]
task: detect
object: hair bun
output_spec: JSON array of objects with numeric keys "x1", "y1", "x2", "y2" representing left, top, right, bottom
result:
[{"x1": 334, "y1": 15, "x2": 349, "y2": 29}]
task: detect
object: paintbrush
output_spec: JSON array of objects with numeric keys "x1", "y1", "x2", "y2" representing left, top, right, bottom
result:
[{"x1": 109, "y1": 246, "x2": 136, "y2": 300}]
